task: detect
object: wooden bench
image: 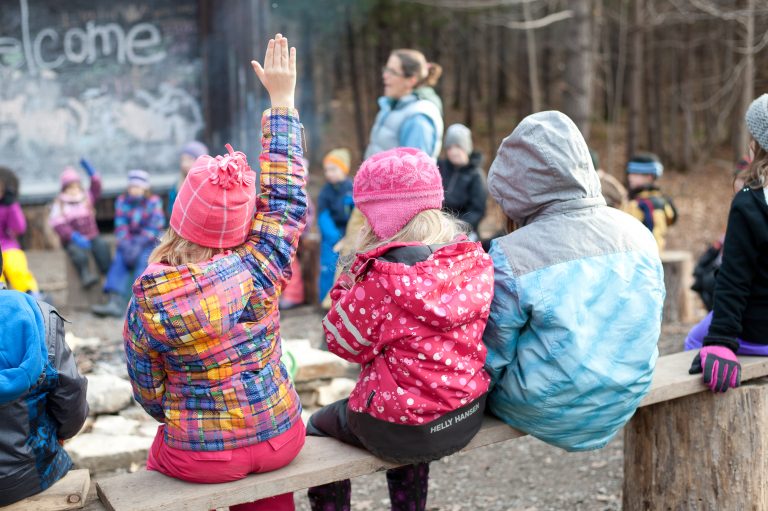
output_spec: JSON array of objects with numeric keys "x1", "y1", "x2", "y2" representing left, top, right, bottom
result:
[
  {"x1": 1, "y1": 469, "x2": 90, "y2": 511},
  {"x1": 660, "y1": 250, "x2": 696, "y2": 323},
  {"x1": 88, "y1": 351, "x2": 768, "y2": 511}
]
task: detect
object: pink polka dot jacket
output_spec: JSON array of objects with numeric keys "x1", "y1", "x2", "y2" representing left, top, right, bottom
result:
[{"x1": 323, "y1": 239, "x2": 494, "y2": 426}]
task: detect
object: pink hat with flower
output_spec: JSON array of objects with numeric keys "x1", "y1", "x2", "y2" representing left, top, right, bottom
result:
[
  {"x1": 353, "y1": 147, "x2": 444, "y2": 239},
  {"x1": 170, "y1": 144, "x2": 256, "y2": 248}
]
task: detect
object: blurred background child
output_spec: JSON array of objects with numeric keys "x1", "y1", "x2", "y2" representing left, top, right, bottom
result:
[
  {"x1": 92, "y1": 170, "x2": 165, "y2": 318},
  {"x1": 438, "y1": 123, "x2": 487, "y2": 239},
  {"x1": 48, "y1": 160, "x2": 110, "y2": 289},
  {"x1": 624, "y1": 152, "x2": 678, "y2": 250},
  {"x1": 0, "y1": 166, "x2": 42, "y2": 297},
  {"x1": 317, "y1": 148, "x2": 354, "y2": 304},
  {"x1": 167, "y1": 141, "x2": 208, "y2": 217}
]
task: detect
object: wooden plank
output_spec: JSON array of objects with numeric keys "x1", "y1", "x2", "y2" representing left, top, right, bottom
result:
[
  {"x1": 96, "y1": 418, "x2": 522, "y2": 511},
  {"x1": 640, "y1": 350, "x2": 768, "y2": 407},
  {"x1": 1, "y1": 469, "x2": 90, "y2": 511}
]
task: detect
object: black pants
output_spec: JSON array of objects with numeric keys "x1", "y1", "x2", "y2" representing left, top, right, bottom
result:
[
  {"x1": 306, "y1": 399, "x2": 429, "y2": 511},
  {"x1": 66, "y1": 237, "x2": 111, "y2": 279}
]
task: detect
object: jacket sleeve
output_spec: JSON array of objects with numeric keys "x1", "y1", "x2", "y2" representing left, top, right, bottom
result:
[
  {"x1": 235, "y1": 108, "x2": 307, "y2": 291},
  {"x1": 482, "y1": 243, "x2": 528, "y2": 387},
  {"x1": 45, "y1": 310, "x2": 89, "y2": 440},
  {"x1": 124, "y1": 304, "x2": 166, "y2": 422},
  {"x1": 89, "y1": 173, "x2": 102, "y2": 204},
  {"x1": 48, "y1": 200, "x2": 74, "y2": 243},
  {"x1": 663, "y1": 195, "x2": 678, "y2": 226},
  {"x1": 322, "y1": 274, "x2": 384, "y2": 365},
  {"x1": 460, "y1": 170, "x2": 487, "y2": 231},
  {"x1": 138, "y1": 196, "x2": 166, "y2": 245},
  {"x1": 113, "y1": 196, "x2": 129, "y2": 242},
  {"x1": 6, "y1": 202, "x2": 27, "y2": 237},
  {"x1": 704, "y1": 194, "x2": 759, "y2": 351},
  {"x1": 399, "y1": 114, "x2": 436, "y2": 156}
]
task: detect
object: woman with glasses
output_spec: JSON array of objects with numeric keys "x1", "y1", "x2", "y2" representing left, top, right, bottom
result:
[{"x1": 365, "y1": 49, "x2": 444, "y2": 160}]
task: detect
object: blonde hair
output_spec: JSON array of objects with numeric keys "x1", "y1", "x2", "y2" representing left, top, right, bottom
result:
[
  {"x1": 149, "y1": 228, "x2": 223, "y2": 267},
  {"x1": 746, "y1": 142, "x2": 768, "y2": 188},
  {"x1": 338, "y1": 209, "x2": 466, "y2": 274}
]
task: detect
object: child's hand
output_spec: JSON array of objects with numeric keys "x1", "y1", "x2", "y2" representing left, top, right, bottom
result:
[{"x1": 251, "y1": 33, "x2": 296, "y2": 109}]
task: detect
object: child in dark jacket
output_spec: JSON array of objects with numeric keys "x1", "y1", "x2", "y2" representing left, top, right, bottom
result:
[
  {"x1": 623, "y1": 152, "x2": 678, "y2": 250},
  {"x1": 0, "y1": 166, "x2": 41, "y2": 295},
  {"x1": 438, "y1": 123, "x2": 487, "y2": 237},
  {"x1": 317, "y1": 148, "x2": 354, "y2": 303},
  {"x1": 306, "y1": 147, "x2": 494, "y2": 511},
  {"x1": 0, "y1": 246, "x2": 89, "y2": 506},
  {"x1": 48, "y1": 161, "x2": 111, "y2": 288},
  {"x1": 124, "y1": 34, "x2": 306, "y2": 511},
  {"x1": 687, "y1": 94, "x2": 768, "y2": 392},
  {"x1": 92, "y1": 170, "x2": 165, "y2": 318}
]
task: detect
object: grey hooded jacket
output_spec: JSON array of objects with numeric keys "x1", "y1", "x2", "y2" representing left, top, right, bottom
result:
[{"x1": 482, "y1": 111, "x2": 664, "y2": 451}]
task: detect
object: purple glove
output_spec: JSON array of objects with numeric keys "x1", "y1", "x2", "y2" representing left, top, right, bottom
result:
[{"x1": 689, "y1": 346, "x2": 741, "y2": 392}]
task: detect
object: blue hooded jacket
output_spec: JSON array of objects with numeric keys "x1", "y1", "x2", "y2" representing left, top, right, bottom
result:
[
  {"x1": 0, "y1": 290, "x2": 88, "y2": 506},
  {"x1": 483, "y1": 111, "x2": 664, "y2": 451}
]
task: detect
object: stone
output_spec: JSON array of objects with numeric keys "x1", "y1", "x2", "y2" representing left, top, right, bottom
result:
[
  {"x1": 119, "y1": 405, "x2": 156, "y2": 423},
  {"x1": 65, "y1": 331, "x2": 101, "y2": 351},
  {"x1": 316, "y1": 378, "x2": 357, "y2": 406},
  {"x1": 65, "y1": 433, "x2": 153, "y2": 473},
  {"x1": 86, "y1": 374, "x2": 133, "y2": 414},
  {"x1": 283, "y1": 339, "x2": 355, "y2": 382},
  {"x1": 91, "y1": 415, "x2": 140, "y2": 436},
  {"x1": 138, "y1": 423, "x2": 160, "y2": 438}
]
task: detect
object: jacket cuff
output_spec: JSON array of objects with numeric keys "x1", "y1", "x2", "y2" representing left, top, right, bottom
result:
[{"x1": 703, "y1": 335, "x2": 739, "y2": 353}]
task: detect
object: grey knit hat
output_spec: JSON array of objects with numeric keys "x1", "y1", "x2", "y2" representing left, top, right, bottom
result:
[
  {"x1": 444, "y1": 123, "x2": 473, "y2": 155},
  {"x1": 746, "y1": 94, "x2": 768, "y2": 151}
]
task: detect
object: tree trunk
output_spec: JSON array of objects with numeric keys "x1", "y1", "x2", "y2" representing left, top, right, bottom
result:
[
  {"x1": 497, "y1": 24, "x2": 509, "y2": 105},
  {"x1": 563, "y1": 0, "x2": 593, "y2": 138},
  {"x1": 626, "y1": 0, "x2": 643, "y2": 159},
  {"x1": 733, "y1": 0, "x2": 755, "y2": 161},
  {"x1": 346, "y1": 8, "x2": 367, "y2": 157},
  {"x1": 624, "y1": 380, "x2": 768, "y2": 510},
  {"x1": 522, "y1": 0, "x2": 542, "y2": 112}
]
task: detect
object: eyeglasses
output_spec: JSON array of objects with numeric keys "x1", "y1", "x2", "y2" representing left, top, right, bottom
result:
[{"x1": 382, "y1": 66, "x2": 405, "y2": 77}]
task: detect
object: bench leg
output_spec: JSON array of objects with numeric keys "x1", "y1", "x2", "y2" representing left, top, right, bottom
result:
[{"x1": 623, "y1": 380, "x2": 768, "y2": 509}]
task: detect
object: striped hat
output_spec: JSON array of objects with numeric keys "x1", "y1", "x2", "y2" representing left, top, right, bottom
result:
[
  {"x1": 170, "y1": 144, "x2": 256, "y2": 248},
  {"x1": 127, "y1": 169, "x2": 150, "y2": 190}
]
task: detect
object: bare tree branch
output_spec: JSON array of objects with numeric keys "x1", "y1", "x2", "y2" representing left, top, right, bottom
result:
[
  {"x1": 483, "y1": 10, "x2": 574, "y2": 30},
  {"x1": 401, "y1": 0, "x2": 542, "y2": 9}
]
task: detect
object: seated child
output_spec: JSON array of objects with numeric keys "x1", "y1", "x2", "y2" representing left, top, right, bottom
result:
[
  {"x1": 438, "y1": 123, "x2": 487, "y2": 238},
  {"x1": 483, "y1": 111, "x2": 664, "y2": 451},
  {"x1": 48, "y1": 160, "x2": 111, "y2": 288},
  {"x1": 317, "y1": 148, "x2": 354, "y2": 304},
  {"x1": 306, "y1": 147, "x2": 494, "y2": 510},
  {"x1": 168, "y1": 140, "x2": 208, "y2": 218},
  {"x1": 92, "y1": 170, "x2": 165, "y2": 318},
  {"x1": 623, "y1": 152, "x2": 678, "y2": 250},
  {"x1": 0, "y1": 246, "x2": 89, "y2": 506},
  {"x1": 124, "y1": 34, "x2": 307, "y2": 511},
  {"x1": 0, "y1": 166, "x2": 42, "y2": 296}
]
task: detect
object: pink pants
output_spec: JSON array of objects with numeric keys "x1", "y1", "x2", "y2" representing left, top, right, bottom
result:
[{"x1": 146, "y1": 421, "x2": 306, "y2": 511}]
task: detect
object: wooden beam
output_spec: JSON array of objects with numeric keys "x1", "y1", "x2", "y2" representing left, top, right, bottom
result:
[{"x1": 2, "y1": 469, "x2": 90, "y2": 511}]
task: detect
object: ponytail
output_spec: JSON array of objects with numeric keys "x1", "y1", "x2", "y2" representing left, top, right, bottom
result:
[
  {"x1": 423, "y1": 62, "x2": 443, "y2": 87},
  {"x1": 392, "y1": 49, "x2": 442, "y2": 88}
]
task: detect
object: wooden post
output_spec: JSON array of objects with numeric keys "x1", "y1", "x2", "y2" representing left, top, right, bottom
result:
[
  {"x1": 624, "y1": 380, "x2": 768, "y2": 510},
  {"x1": 660, "y1": 250, "x2": 695, "y2": 324}
]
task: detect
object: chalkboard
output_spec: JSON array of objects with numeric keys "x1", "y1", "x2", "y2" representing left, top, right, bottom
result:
[{"x1": 0, "y1": 0, "x2": 203, "y2": 202}]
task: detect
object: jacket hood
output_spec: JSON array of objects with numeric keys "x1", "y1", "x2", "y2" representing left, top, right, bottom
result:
[
  {"x1": 488, "y1": 111, "x2": 604, "y2": 225},
  {"x1": 0, "y1": 291, "x2": 46, "y2": 404},
  {"x1": 132, "y1": 254, "x2": 254, "y2": 347},
  {"x1": 357, "y1": 240, "x2": 493, "y2": 330},
  {"x1": 414, "y1": 86, "x2": 444, "y2": 115}
]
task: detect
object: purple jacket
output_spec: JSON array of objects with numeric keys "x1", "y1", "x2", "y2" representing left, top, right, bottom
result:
[
  {"x1": 48, "y1": 175, "x2": 102, "y2": 243},
  {"x1": 0, "y1": 203, "x2": 26, "y2": 251}
]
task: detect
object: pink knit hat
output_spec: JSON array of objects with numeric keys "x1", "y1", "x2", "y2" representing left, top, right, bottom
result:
[
  {"x1": 170, "y1": 144, "x2": 256, "y2": 249},
  {"x1": 60, "y1": 167, "x2": 81, "y2": 190},
  {"x1": 353, "y1": 147, "x2": 444, "y2": 239}
]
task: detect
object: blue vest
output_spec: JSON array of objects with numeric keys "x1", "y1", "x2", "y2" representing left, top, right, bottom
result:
[{"x1": 365, "y1": 94, "x2": 444, "y2": 159}]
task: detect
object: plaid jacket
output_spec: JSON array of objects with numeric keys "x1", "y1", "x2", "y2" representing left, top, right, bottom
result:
[
  {"x1": 124, "y1": 108, "x2": 307, "y2": 451},
  {"x1": 114, "y1": 193, "x2": 165, "y2": 247}
]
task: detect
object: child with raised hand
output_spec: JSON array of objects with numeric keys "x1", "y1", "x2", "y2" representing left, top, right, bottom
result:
[
  {"x1": 0, "y1": 166, "x2": 42, "y2": 296},
  {"x1": 483, "y1": 111, "x2": 664, "y2": 452},
  {"x1": 688, "y1": 94, "x2": 768, "y2": 392},
  {"x1": 0, "y1": 245, "x2": 89, "y2": 506},
  {"x1": 92, "y1": 170, "x2": 165, "y2": 318},
  {"x1": 124, "y1": 34, "x2": 306, "y2": 511},
  {"x1": 48, "y1": 159, "x2": 111, "y2": 288},
  {"x1": 306, "y1": 147, "x2": 494, "y2": 511}
]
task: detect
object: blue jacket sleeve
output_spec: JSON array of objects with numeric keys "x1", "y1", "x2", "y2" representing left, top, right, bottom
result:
[
  {"x1": 483, "y1": 243, "x2": 529, "y2": 387},
  {"x1": 399, "y1": 114, "x2": 436, "y2": 156}
]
